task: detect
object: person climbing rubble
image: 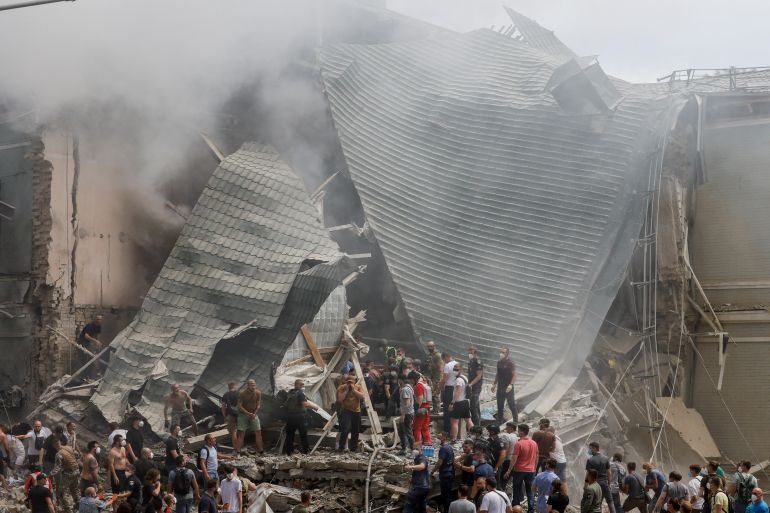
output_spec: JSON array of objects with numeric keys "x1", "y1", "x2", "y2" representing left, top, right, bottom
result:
[{"x1": 164, "y1": 385, "x2": 198, "y2": 437}]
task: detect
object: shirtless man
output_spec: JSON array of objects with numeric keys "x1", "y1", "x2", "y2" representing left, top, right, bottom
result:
[
  {"x1": 0, "y1": 424, "x2": 10, "y2": 482},
  {"x1": 80, "y1": 441, "x2": 101, "y2": 494},
  {"x1": 107, "y1": 435, "x2": 128, "y2": 493},
  {"x1": 164, "y1": 384, "x2": 198, "y2": 436}
]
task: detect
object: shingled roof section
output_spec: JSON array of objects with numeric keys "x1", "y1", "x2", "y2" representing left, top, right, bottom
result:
[
  {"x1": 320, "y1": 29, "x2": 684, "y2": 413},
  {"x1": 92, "y1": 143, "x2": 348, "y2": 429}
]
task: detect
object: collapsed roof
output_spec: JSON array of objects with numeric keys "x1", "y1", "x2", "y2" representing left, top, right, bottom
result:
[
  {"x1": 92, "y1": 143, "x2": 351, "y2": 429},
  {"x1": 319, "y1": 25, "x2": 687, "y2": 413}
]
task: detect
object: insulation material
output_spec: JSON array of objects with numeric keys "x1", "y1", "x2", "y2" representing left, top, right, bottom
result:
[
  {"x1": 320, "y1": 29, "x2": 679, "y2": 413},
  {"x1": 92, "y1": 143, "x2": 349, "y2": 429},
  {"x1": 281, "y1": 285, "x2": 347, "y2": 364}
]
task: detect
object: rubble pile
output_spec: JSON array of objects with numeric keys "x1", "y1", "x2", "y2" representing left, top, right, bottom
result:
[{"x1": 0, "y1": 486, "x2": 28, "y2": 513}]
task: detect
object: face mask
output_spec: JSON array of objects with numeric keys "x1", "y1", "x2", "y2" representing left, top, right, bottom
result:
[
  {"x1": 138, "y1": 421, "x2": 145, "y2": 428},
  {"x1": 95, "y1": 447, "x2": 101, "y2": 455},
  {"x1": 217, "y1": 488, "x2": 221, "y2": 495},
  {"x1": 472, "y1": 460, "x2": 478, "y2": 466},
  {"x1": 499, "y1": 353, "x2": 505, "y2": 359},
  {"x1": 121, "y1": 440, "x2": 127, "y2": 447},
  {"x1": 468, "y1": 354, "x2": 474, "y2": 360},
  {"x1": 148, "y1": 452, "x2": 154, "y2": 459},
  {"x1": 752, "y1": 495, "x2": 759, "y2": 503},
  {"x1": 586, "y1": 449, "x2": 593, "y2": 457},
  {"x1": 226, "y1": 473, "x2": 233, "y2": 480}
]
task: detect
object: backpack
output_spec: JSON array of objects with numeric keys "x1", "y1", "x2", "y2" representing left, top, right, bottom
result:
[
  {"x1": 736, "y1": 473, "x2": 756, "y2": 504},
  {"x1": 285, "y1": 389, "x2": 305, "y2": 414},
  {"x1": 172, "y1": 468, "x2": 191, "y2": 495}
]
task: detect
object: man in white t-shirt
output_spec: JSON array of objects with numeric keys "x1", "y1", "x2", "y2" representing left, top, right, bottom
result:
[
  {"x1": 449, "y1": 363, "x2": 473, "y2": 441},
  {"x1": 220, "y1": 465, "x2": 243, "y2": 513},
  {"x1": 480, "y1": 476, "x2": 513, "y2": 513},
  {"x1": 438, "y1": 352, "x2": 458, "y2": 436},
  {"x1": 20, "y1": 420, "x2": 52, "y2": 468},
  {"x1": 687, "y1": 465, "x2": 705, "y2": 512}
]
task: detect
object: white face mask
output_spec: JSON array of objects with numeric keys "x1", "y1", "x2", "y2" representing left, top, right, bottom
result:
[
  {"x1": 138, "y1": 421, "x2": 145, "y2": 428},
  {"x1": 120, "y1": 440, "x2": 127, "y2": 447},
  {"x1": 752, "y1": 495, "x2": 759, "y2": 503},
  {"x1": 226, "y1": 473, "x2": 234, "y2": 480},
  {"x1": 148, "y1": 452, "x2": 154, "y2": 459},
  {"x1": 468, "y1": 354, "x2": 474, "y2": 360},
  {"x1": 499, "y1": 352, "x2": 506, "y2": 359},
  {"x1": 217, "y1": 488, "x2": 221, "y2": 495},
  {"x1": 95, "y1": 447, "x2": 101, "y2": 455}
]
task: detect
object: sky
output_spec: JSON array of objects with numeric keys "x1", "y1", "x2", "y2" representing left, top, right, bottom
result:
[{"x1": 388, "y1": 0, "x2": 770, "y2": 83}]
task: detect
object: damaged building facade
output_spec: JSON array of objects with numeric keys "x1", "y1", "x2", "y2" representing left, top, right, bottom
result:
[{"x1": 3, "y1": 0, "x2": 770, "y2": 490}]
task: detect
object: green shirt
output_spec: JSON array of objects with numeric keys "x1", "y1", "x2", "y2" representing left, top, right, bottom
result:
[{"x1": 581, "y1": 482, "x2": 603, "y2": 513}]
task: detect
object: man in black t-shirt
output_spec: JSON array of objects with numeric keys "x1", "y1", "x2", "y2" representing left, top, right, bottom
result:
[
  {"x1": 78, "y1": 314, "x2": 105, "y2": 378},
  {"x1": 284, "y1": 379, "x2": 319, "y2": 455},
  {"x1": 220, "y1": 382, "x2": 240, "y2": 446},
  {"x1": 125, "y1": 417, "x2": 144, "y2": 463},
  {"x1": 125, "y1": 471, "x2": 143, "y2": 512},
  {"x1": 29, "y1": 474, "x2": 55, "y2": 513},
  {"x1": 467, "y1": 347, "x2": 484, "y2": 425},
  {"x1": 164, "y1": 426, "x2": 181, "y2": 476}
]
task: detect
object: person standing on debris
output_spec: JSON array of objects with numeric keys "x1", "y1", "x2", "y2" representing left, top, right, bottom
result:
[
  {"x1": 79, "y1": 441, "x2": 101, "y2": 494},
  {"x1": 219, "y1": 465, "x2": 242, "y2": 513},
  {"x1": 467, "y1": 346, "x2": 484, "y2": 426},
  {"x1": 51, "y1": 437, "x2": 80, "y2": 513},
  {"x1": 413, "y1": 373, "x2": 432, "y2": 447},
  {"x1": 107, "y1": 422, "x2": 127, "y2": 449},
  {"x1": 78, "y1": 314, "x2": 104, "y2": 378},
  {"x1": 164, "y1": 385, "x2": 198, "y2": 437},
  {"x1": 655, "y1": 472, "x2": 691, "y2": 513},
  {"x1": 404, "y1": 447, "x2": 431, "y2": 513},
  {"x1": 125, "y1": 468, "x2": 143, "y2": 513},
  {"x1": 585, "y1": 441, "x2": 616, "y2": 513},
  {"x1": 491, "y1": 348, "x2": 517, "y2": 422},
  {"x1": 449, "y1": 484, "x2": 476, "y2": 513},
  {"x1": 236, "y1": 379, "x2": 263, "y2": 455},
  {"x1": 505, "y1": 423, "x2": 538, "y2": 513},
  {"x1": 198, "y1": 434, "x2": 220, "y2": 483},
  {"x1": 108, "y1": 434, "x2": 129, "y2": 493},
  {"x1": 486, "y1": 425, "x2": 507, "y2": 478},
  {"x1": 284, "y1": 379, "x2": 319, "y2": 455},
  {"x1": 449, "y1": 363, "x2": 473, "y2": 441},
  {"x1": 30, "y1": 473, "x2": 57, "y2": 513},
  {"x1": 292, "y1": 491, "x2": 313, "y2": 513},
  {"x1": 220, "y1": 383, "x2": 240, "y2": 452},
  {"x1": 425, "y1": 340, "x2": 444, "y2": 412},
  {"x1": 336, "y1": 374, "x2": 365, "y2": 452},
  {"x1": 65, "y1": 423, "x2": 80, "y2": 457},
  {"x1": 438, "y1": 352, "x2": 458, "y2": 435},
  {"x1": 533, "y1": 459, "x2": 559, "y2": 513},
  {"x1": 42, "y1": 425, "x2": 68, "y2": 474},
  {"x1": 383, "y1": 364, "x2": 399, "y2": 419},
  {"x1": 432, "y1": 431, "x2": 456, "y2": 513},
  {"x1": 167, "y1": 455, "x2": 199, "y2": 513},
  {"x1": 547, "y1": 479, "x2": 570, "y2": 513},
  {"x1": 644, "y1": 463, "x2": 668, "y2": 513},
  {"x1": 687, "y1": 465, "x2": 705, "y2": 513},
  {"x1": 582, "y1": 469, "x2": 603, "y2": 513},
  {"x1": 498, "y1": 421, "x2": 518, "y2": 493},
  {"x1": 456, "y1": 439, "x2": 476, "y2": 487},
  {"x1": 480, "y1": 476, "x2": 514, "y2": 513},
  {"x1": 610, "y1": 453, "x2": 627, "y2": 513},
  {"x1": 198, "y1": 480, "x2": 219, "y2": 513},
  {"x1": 532, "y1": 419, "x2": 556, "y2": 472},
  {"x1": 6, "y1": 424, "x2": 26, "y2": 478},
  {"x1": 21, "y1": 420, "x2": 52, "y2": 469},
  {"x1": 399, "y1": 373, "x2": 416, "y2": 454},
  {"x1": 134, "y1": 448, "x2": 157, "y2": 483},
  {"x1": 747, "y1": 488, "x2": 769, "y2": 513},
  {"x1": 164, "y1": 425, "x2": 181, "y2": 477},
  {"x1": 0, "y1": 423, "x2": 10, "y2": 480},
  {"x1": 735, "y1": 461, "x2": 759, "y2": 513},
  {"x1": 126, "y1": 417, "x2": 145, "y2": 463},
  {"x1": 623, "y1": 462, "x2": 650, "y2": 513}
]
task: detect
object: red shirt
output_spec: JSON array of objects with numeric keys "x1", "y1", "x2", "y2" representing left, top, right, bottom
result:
[
  {"x1": 414, "y1": 383, "x2": 429, "y2": 407},
  {"x1": 513, "y1": 437, "x2": 538, "y2": 472}
]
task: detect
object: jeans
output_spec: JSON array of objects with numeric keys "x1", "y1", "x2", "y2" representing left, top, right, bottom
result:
[
  {"x1": 612, "y1": 490, "x2": 622, "y2": 513},
  {"x1": 338, "y1": 409, "x2": 361, "y2": 451},
  {"x1": 442, "y1": 386, "x2": 454, "y2": 434},
  {"x1": 622, "y1": 497, "x2": 647, "y2": 513},
  {"x1": 285, "y1": 412, "x2": 309, "y2": 454},
  {"x1": 469, "y1": 387, "x2": 481, "y2": 425},
  {"x1": 404, "y1": 487, "x2": 429, "y2": 513},
  {"x1": 598, "y1": 481, "x2": 617, "y2": 513},
  {"x1": 555, "y1": 462, "x2": 567, "y2": 481},
  {"x1": 439, "y1": 473, "x2": 454, "y2": 513},
  {"x1": 511, "y1": 471, "x2": 536, "y2": 513},
  {"x1": 175, "y1": 498, "x2": 192, "y2": 513},
  {"x1": 496, "y1": 385, "x2": 517, "y2": 422},
  {"x1": 400, "y1": 414, "x2": 415, "y2": 452}
]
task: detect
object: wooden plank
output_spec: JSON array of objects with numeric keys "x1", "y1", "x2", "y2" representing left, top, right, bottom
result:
[
  {"x1": 185, "y1": 428, "x2": 230, "y2": 452},
  {"x1": 318, "y1": 346, "x2": 339, "y2": 354},
  {"x1": 300, "y1": 325, "x2": 325, "y2": 369},
  {"x1": 309, "y1": 412, "x2": 337, "y2": 455}
]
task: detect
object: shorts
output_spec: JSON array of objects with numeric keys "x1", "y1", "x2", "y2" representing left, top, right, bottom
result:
[
  {"x1": 79, "y1": 478, "x2": 98, "y2": 494},
  {"x1": 237, "y1": 413, "x2": 261, "y2": 432},
  {"x1": 226, "y1": 415, "x2": 238, "y2": 433},
  {"x1": 451, "y1": 400, "x2": 471, "y2": 419},
  {"x1": 171, "y1": 410, "x2": 196, "y2": 428}
]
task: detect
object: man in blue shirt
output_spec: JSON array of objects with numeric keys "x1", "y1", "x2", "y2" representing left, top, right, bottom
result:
[
  {"x1": 198, "y1": 434, "x2": 219, "y2": 483},
  {"x1": 433, "y1": 432, "x2": 455, "y2": 513},
  {"x1": 747, "y1": 488, "x2": 770, "y2": 513},
  {"x1": 474, "y1": 450, "x2": 495, "y2": 480},
  {"x1": 198, "y1": 480, "x2": 218, "y2": 513},
  {"x1": 644, "y1": 463, "x2": 667, "y2": 513},
  {"x1": 404, "y1": 450, "x2": 431, "y2": 513},
  {"x1": 533, "y1": 459, "x2": 559, "y2": 513}
]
